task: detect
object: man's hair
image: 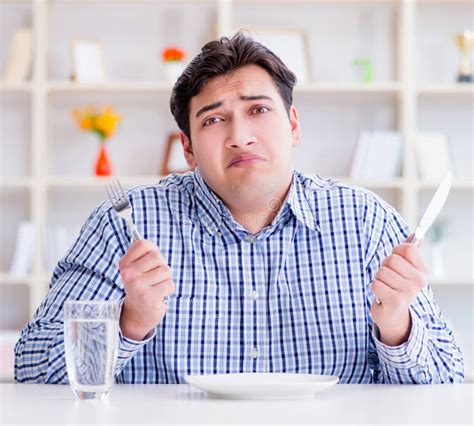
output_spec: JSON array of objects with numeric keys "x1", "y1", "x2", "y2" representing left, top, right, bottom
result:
[{"x1": 169, "y1": 31, "x2": 297, "y2": 141}]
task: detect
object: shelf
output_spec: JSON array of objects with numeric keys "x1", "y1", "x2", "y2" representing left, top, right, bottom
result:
[
  {"x1": 429, "y1": 277, "x2": 474, "y2": 286},
  {"x1": 46, "y1": 175, "x2": 164, "y2": 188},
  {"x1": 417, "y1": 179, "x2": 474, "y2": 190},
  {"x1": 0, "y1": 329, "x2": 21, "y2": 341},
  {"x1": 333, "y1": 177, "x2": 405, "y2": 189},
  {"x1": 0, "y1": 274, "x2": 33, "y2": 285},
  {"x1": 417, "y1": 0, "x2": 474, "y2": 4},
  {"x1": 42, "y1": 176, "x2": 471, "y2": 191},
  {"x1": 234, "y1": 0, "x2": 402, "y2": 3},
  {"x1": 47, "y1": 0, "x2": 214, "y2": 3},
  {"x1": 47, "y1": 81, "x2": 173, "y2": 94},
  {"x1": 416, "y1": 84, "x2": 474, "y2": 95},
  {"x1": 44, "y1": 176, "x2": 410, "y2": 190},
  {"x1": 295, "y1": 82, "x2": 402, "y2": 94},
  {"x1": 45, "y1": 81, "x2": 404, "y2": 94},
  {"x1": 0, "y1": 82, "x2": 32, "y2": 93},
  {"x1": 0, "y1": 178, "x2": 32, "y2": 188}
]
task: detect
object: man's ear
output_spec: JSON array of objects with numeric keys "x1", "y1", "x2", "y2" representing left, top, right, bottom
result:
[
  {"x1": 180, "y1": 131, "x2": 197, "y2": 169},
  {"x1": 289, "y1": 105, "x2": 301, "y2": 147}
]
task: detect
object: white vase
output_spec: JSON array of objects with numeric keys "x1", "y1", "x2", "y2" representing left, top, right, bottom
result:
[
  {"x1": 430, "y1": 243, "x2": 445, "y2": 279},
  {"x1": 162, "y1": 62, "x2": 185, "y2": 83}
]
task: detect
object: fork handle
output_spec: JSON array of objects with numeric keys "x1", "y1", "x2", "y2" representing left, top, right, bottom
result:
[{"x1": 127, "y1": 219, "x2": 142, "y2": 242}]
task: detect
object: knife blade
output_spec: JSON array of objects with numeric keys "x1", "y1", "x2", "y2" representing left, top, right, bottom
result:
[{"x1": 408, "y1": 171, "x2": 452, "y2": 247}]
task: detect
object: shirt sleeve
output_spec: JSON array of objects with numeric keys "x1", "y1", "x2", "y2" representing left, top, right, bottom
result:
[
  {"x1": 14, "y1": 202, "x2": 154, "y2": 384},
  {"x1": 363, "y1": 193, "x2": 464, "y2": 384}
]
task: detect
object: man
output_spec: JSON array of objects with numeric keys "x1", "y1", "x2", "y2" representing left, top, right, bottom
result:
[{"x1": 15, "y1": 33, "x2": 463, "y2": 384}]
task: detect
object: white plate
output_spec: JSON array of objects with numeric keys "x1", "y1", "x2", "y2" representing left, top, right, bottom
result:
[{"x1": 185, "y1": 373, "x2": 339, "y2": 400}]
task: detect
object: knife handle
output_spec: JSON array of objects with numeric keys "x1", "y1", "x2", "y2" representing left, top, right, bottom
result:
[{"x1": 407, "y1": 228, "x2": 422, "y2": 247}]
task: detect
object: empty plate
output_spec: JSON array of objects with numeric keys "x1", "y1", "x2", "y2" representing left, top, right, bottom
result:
[{"x1": 185, "y1": 372, "x2": 339, "y2": 400}]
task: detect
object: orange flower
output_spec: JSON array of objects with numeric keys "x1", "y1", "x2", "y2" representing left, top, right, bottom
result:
[
  {"x1": 95, "y1": 106, "x2": 122, "y2": 139},
  {"x1": 71, "y1": 105, "x2": 122, "y2": 141},
  {"x1": 71, "y1": 105, "x2": 96, "y2": 130},
  {"x1": 162, "y1": 46, "x2": 186, "y2": 62}
]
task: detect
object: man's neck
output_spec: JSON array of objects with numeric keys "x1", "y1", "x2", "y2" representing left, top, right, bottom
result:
[
  {"x1": 232, "y1": 207, "x2": 280, "y2": 235},
  {"x1": 227, "y1": 184, "x2": 292, "y2": 235}
]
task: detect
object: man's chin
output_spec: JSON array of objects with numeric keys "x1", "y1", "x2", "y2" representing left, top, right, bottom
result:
[{"x1": 227, "y1": 171, "x2": 281, "y2": 196}]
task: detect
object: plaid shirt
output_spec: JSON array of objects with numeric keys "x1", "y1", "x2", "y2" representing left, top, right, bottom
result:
[{"x1": 15, "y1": 170, "x2": 464, "y2": 384}]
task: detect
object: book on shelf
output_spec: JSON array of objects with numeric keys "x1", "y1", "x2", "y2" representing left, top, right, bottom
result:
[
  {"x1": 349, "y1": 131, "x2": 403, "y2": 179},
  {"x1": 1, "y1": 28, "x2": 33, "y2": 82},
  {"x1": 9, "y1": 221, "x2": 35, "y2": 277},
  {"x1": 415, "y1": 132, "x2": 455, "y2": 181}
]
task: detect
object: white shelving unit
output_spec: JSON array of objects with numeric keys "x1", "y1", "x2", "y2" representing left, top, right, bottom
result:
[{"x1": 1, "y1": 0, "x2": 473, "y2": 381}]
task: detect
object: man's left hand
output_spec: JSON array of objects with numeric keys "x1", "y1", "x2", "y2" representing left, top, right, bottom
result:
[{"x1": 370, "y1": 239, "x2": 428, "y2": 346}]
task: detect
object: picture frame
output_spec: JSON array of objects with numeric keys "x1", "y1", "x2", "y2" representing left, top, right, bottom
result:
[
  {"x1": 71, "y1": 39, "x2": 106, "y2": 82},
  {"x1": 233, "y1": 27, "x2": 313, "y2": 83},
  {"x1": 160, "y1": 132, "x2": 190, "y2": 175}
]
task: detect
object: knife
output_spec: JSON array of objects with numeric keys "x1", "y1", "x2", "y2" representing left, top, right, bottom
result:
[
  {"x1": 375, "y1": 172, "x2": 451, "y2": 305},
  {"x1": 407, "y1": 171, "x2": 452, "y2": 247}
]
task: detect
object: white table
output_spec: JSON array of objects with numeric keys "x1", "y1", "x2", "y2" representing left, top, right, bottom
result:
[{"x1": 1, "y1": 383, "x2": 472, "y2": 424}]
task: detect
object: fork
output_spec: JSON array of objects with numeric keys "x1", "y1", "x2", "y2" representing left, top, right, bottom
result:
[
  {"x1": 105, "y1": 178, "x2": 173, "y2": 304},
  {"x1": 105, "y1": 177, "x2": 142, "y2": 242}
]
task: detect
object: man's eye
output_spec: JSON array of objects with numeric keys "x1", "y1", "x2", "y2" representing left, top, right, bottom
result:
[
  {"x1": 203, "y1": 117, "x2": 223, "y2": 127},
  {"x1": 251, "y1": 106, "x2": 270, "y2": 114}
]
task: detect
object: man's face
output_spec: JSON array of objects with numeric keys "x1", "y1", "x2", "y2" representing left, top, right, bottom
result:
[{"x1": 181, "y1": 64, "x2": 301, "y2": 208}]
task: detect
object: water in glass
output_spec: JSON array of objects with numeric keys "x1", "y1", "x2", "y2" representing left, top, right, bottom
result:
[{"x1": 64, "y1": 301, "x2": 119, "y2": 400}]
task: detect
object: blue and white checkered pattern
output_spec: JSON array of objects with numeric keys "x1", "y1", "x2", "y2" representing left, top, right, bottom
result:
[{"x1": 15, "y1": 170, "x2": 464, "y2": 384}]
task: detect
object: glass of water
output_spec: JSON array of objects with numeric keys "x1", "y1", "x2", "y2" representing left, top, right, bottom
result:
[{"x1": 64, "y1": 300, "x2": 120, "y2": 400}]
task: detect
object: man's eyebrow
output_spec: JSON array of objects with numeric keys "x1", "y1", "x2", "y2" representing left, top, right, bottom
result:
[
  {"x1": 195, "y1": 95, "x2": 274, "y2": 118},
  {"x1": 240, "y1": 95, "x2": 274, "y2": 103},
  {"x1": 195, "y1": 101, "x2": 223, "y2": 118}
]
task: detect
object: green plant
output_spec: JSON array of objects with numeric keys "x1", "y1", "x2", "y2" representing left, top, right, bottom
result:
[{"x1": 426, "y1": 218, "x2": 448, "y2": 244}]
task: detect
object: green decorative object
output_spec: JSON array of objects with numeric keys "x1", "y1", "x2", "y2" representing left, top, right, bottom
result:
[
  {"x1": 426, "y1": 218, "x2": 448, "y2": 244},
  {"x1": 352, "y1": 58, "x2": 374, "y2": 83}
]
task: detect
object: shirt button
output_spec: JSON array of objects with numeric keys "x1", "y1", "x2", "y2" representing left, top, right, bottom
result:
[
  {"x1": 216, "y1": 231, "x2": 222, "y2": 238},
  {"x1": 250, "y1": 289, "x2": 258, "y2": 301},
  {"x1": 245, "y1": 235, "x2": 255, "y2": 243},
  {"x1": 250, "y1": 348, "x2": 259, "y2": 359}
]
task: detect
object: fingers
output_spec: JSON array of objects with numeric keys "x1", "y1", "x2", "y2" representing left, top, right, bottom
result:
[
  {"x1": 381, "y1": 254, "x2": 411, "y2": 280},
  {"x1": 374, "y1": 265, "x2": 405, "y2": 291},
  {"x1": 132, "y1": 250, "x2": 167, "y2": 274},
  {"x1": 151, "y1": 279, "x2": 175, "y2": 301},
  {"x1": 392, "y1": 242, "x2": 428, "y2": 273},
  {"x1": 141, "y1": 265, "x2": 173, "y2": 287},
  {"x1": 371, "y1": 279, "x2": 397, "y2": 305},
  {"x1": 121, "y1": 263, "x2": 172, "y2": 288},
  {"x1": 381, "y1": 251, "x2": 426, "y2": 285},
  {"x1": 372, "y1": 265, "x2": 425, "y2": 305},
  {"x1": 119, "y1": 240, "x2": 165, "y2": 268}
]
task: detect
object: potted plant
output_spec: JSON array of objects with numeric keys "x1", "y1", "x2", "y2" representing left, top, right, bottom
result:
[
  {"x1": 161, "y1": 46, "x2": 186, "y2": 83},
  {"x1": 71, "y1": 105, "x2": 122, "y2": 176}
]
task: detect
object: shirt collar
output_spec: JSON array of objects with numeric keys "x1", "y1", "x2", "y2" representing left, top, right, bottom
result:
[
  {"x1": 286, "y1": 171, "x2": 320, "y2": 232},
  {"x1": 193, "y1": 168, "x2": 225, "y2": 236},
  {"x1": 193, "y1": 169, "x2": 320, "y2": 237}
]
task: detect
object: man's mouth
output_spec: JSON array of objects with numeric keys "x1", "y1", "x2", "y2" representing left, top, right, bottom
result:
[{"x1": 228, "y1": 153, "x2": 264, "y2": 168}]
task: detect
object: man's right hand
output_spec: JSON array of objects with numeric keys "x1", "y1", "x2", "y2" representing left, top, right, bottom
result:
[{"x1": 118, "y1": 240, "x2": 175, "y2": 341}]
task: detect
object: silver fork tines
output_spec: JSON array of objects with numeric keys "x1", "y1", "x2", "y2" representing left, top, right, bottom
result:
[{"x1": 105, "y1": 177, "x2": 142, "y2": 242}]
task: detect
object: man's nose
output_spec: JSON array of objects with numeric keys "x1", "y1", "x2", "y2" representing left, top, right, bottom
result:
[{"x1": 225, "y1": 120, "x2": 257, "y2": 149}]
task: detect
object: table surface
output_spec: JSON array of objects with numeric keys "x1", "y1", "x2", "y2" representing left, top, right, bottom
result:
[{"x1": 1, "y1": 383, "x2": 472, "y2": 425}]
